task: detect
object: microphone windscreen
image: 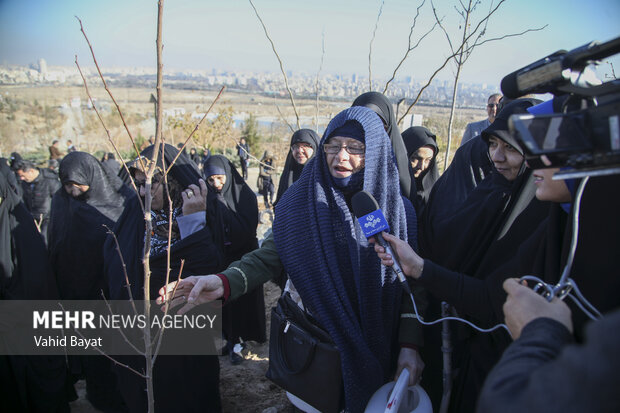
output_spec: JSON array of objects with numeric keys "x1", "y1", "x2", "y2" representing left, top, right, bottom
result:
[
  {"x1": 352, "y1": 191, "x2": 390, "y2": 237},
  {"x1": 351, "y1": 190, "x2": 379, "y2": 218},
  {"x1": 500, "y1": 70, "x2": 521, "y2": 99}
]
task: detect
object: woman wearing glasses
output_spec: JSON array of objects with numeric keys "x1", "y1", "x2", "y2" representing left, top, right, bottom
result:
[{"x1": 160, "y1": 106, "x2": 422, "y2": 413}]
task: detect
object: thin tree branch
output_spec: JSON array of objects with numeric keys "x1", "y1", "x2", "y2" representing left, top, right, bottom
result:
[
  {"x1": 383, "y1": 0, "x2": 438, "y2": 94},
  {"x1": 33, "y1": 214, "x2": 43, "y2": 233},
  {"x1": 57, "y1": 303, "x2": 147, "y2": 379},
  {"x1": 441, "y1": 0, "x2": 473, "y2": 173},
  {"x1": 461, "y1": 0, "x2": 506, "y2": 47},
  {"x1": 165, "y1": 86, "x2": 226, "y2": 176},
  {"x1": 428, "y1": 0, "x2": 546, "y2": 172},
  {"x1": 158, "y1": 144, "x2": 175, "y2": 341},
  {"x1": 273, "y1": 95, "x2": 295, "y2": 134},
  {"x1": 103, "y1": 225, "x2": 139, "y2": 317},
  {"x1": 74, "y1": 56, "x2": 144, "y2": 212},
  {"x1": 368, "y1": 0, "x2": 385, "y2": 91},
  {"x1": 248, "y1": 0, "x2": 301, "y2": 129},
  {"x1": 432, "y1": 2, "x2": 455, "y2": 54},
  {"x1": 100, "y1": 292, "x2": 144, "y2": 355},
  {"x1": 152, "y1": 260, "x2": 184, "y2": 365},
  {"x1": 398, "y1": 52, "x2": 455, "y2": 123},
  {"x1": 468, "y1": 25, "x2": 548, "y2": 51},
  {"x1": 75, "y1": 16, "x2": 146, "y2": 174},
  {"x1": 223, "y1": 128, "x2": 282, "y2": 173}
]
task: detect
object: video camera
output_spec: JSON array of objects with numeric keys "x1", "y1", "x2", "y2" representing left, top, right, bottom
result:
[{"x1": 501, "y1": 36, "x2": 620, "y2": 178}]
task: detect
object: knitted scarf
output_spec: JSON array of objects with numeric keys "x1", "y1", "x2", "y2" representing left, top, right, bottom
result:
[{"x1": 273, "y1": 106, "x2": 414, "y2": 413}]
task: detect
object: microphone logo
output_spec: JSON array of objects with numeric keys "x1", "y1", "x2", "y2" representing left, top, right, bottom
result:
[
  {"x1": 357, "y1": 210, "x2": 390, "y2": 238},
  {"x1": 364, "y1": 214, "x2": 382, "y2": 229}
]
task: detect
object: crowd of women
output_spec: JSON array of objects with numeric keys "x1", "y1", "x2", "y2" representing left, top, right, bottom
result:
[{"x1": 1, "y1": 89, "x2": 618, "y2": 413}]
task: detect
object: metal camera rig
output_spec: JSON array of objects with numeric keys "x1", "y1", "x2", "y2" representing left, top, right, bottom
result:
[{"x1": 502, "y1": 36, "x2": 620, "y2": 179}]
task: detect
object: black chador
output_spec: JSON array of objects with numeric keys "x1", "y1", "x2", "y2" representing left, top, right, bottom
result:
[
  {"x1": 104, "y1": 144, "x2": 224, "y2": 413},
  {"x1": 0, "y1": 171, "x2": 71, "y2": 413}
]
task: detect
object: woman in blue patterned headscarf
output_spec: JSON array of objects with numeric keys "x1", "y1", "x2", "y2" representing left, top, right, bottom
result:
[{"x1": 273, "y1": 106, "x2": 417, "y2": 412}]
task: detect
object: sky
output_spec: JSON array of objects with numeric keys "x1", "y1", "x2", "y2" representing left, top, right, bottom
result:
[{"x1": 0, "y1": 0, "x2": 619, "y2": 88}]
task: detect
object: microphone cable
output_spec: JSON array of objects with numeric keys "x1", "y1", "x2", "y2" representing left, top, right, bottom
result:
[{"x1": 397, "y1": 278, "x2": 512, "y2": 337}]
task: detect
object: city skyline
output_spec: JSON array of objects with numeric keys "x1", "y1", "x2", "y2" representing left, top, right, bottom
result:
[{"x1": 1, "y1": 0, "x2": 619, "y2": 89}]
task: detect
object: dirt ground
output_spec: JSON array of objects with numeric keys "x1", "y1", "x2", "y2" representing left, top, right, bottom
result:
[{"x1": 218, "y1": 280, "x2": 291, "y2": 413}]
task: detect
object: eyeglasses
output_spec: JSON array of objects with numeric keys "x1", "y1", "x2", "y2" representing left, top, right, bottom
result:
[
  {"x1": 291, "y1": 143, "x2": 312, "y2": 151},
  {"x1": 323, "y1": 144, "x2": 365, "y2": 155},
  {"x1": 487, "y1": 103, "x2": 499, "y2": 108}
]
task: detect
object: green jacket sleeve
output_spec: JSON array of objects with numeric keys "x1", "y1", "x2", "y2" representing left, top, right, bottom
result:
[{"x1": 220, "y1": 231, "x2": 283, "y2": 301}]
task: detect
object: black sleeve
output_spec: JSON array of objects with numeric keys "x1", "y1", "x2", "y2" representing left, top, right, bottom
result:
[
  {"x1": 416, "y1": 226, "x2": 545, "y2": 327},
  {"x1": 215, "y1": 197, "x2": 256, "y2": 251},
  {"x1": 417, "y1": 260, "x2": 498, "y2": 326},
  {"x1": 477, "y1": 311, "x2": 620, "y2": 413}
]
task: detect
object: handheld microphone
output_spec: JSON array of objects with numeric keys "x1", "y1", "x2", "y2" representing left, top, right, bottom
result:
[
  {"x1": 351, "y1": 191, "x2": 410, "y2": 293},
  {"x1": 351, "y1": 192, "x2": 514, "y2": 335}
]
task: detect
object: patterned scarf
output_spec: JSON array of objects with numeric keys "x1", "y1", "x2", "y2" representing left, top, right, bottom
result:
[{"x1": 149, "y1": 207, "x2": 182, "y2": 256}]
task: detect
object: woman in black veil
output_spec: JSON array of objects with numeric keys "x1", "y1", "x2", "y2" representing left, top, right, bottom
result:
[
  {"x1": 204, "y1": 155, "x2": 266, "y2": 364},
  {"x1": 402, "y1": 126, "x2": 440, "y2": 213},
  {"x1": 352, "y1": 91, "x2": 416, "y2": 203},
  {"x1": 395, "y1": 99, "x2": 550, "y2": 412},
  {"x1": 274, "y1": 129, "x2": 320, "y2": 205},
  {"x1": 0, "y1": 170, "x2": 71, "y2": 413},
  {"x1": 48, "y1": 151, "x2": 133, "y2": 412},
  {"x1": 104, "y1": 144, "x2": 224, "y2": 412}
]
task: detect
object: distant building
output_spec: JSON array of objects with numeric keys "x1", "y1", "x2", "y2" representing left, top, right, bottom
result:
[{"x1": 38, "y1": 58, "x2": 47, "y2": 76}]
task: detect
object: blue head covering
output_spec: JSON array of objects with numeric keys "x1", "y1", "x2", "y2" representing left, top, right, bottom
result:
[{"x1": 273, "y1": 106, "x2": 414, "y2": 412}]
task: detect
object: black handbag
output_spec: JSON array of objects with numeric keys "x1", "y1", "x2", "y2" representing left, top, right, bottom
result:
[{"x1": 266, "y1": 293, "x2": 343, "y2": 413}]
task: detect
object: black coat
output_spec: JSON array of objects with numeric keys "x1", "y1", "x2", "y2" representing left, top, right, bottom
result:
[
  {"x1": 20, "y1": 168, "x2": 60, "y2": 242},
  {"x1": 421, "y1": 135, "x2": 493, "y2": 230},
  {"x1": 478, "y1": 310, "x2": 620, "y2": 413},
  {"x1": 205, "y1": 155, "x2": 266, "y2": 343},
  {"x1": 0, "y1": 170, "x2": 69, "y2": 413}
]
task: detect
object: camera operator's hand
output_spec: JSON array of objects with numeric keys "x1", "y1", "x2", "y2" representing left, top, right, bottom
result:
[{"x1": 502, "y1": 278, "x2": 573, "y2": 339}]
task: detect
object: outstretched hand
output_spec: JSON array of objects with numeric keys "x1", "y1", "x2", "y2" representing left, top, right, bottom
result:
[
  {"x1": 370, "y1": 232, "x2": 425, "y2": 279},
  {"x1": 157, "y1": 275, "x2": 224, "y2": 315}
]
